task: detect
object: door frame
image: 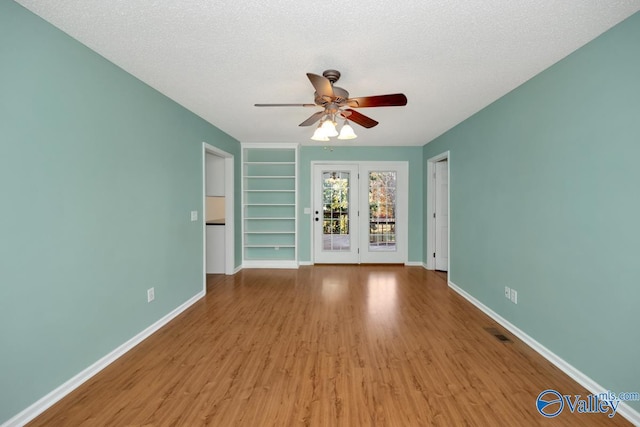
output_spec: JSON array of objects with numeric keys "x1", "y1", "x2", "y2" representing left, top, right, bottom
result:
[
  {"x1": 310, "y1": 161, "x2": 408, "y2": 264},
  {"x1": 312, "y1": 163, "x2": 360, "y2": 264},
  {"x1": 426, "y1": 151, "x2": 450, "y2": 271},
  {"x1": 358, "y1": 161, "x2": 408, "y2": 264},
  {"x1": 202, "y1": 143, "x2": 235, "y2": 292}
]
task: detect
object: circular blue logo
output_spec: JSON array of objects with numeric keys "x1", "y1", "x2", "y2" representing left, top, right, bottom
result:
[{"x1": 536, "y1": 389, "x2": 564, "y2": 418}]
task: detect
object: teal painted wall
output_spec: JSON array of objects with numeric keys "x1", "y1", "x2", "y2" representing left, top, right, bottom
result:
[
  {"x1": 423, "y1": 12, "x2": 640, "y2": 411},
  {"x1": 298, "y1": 146, "x2": 423, "y2": 263},
  {"x1": 0, "y1": 2, "x2": 240, "y2": 422}
]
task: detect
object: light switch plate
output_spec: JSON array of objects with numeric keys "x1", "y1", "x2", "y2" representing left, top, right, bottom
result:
[
  {"x1": 190, "y1": 210, "x2": 198, "y2": 221},
  {"x1": 304, "y1": 207, "x2": 311, "y2": 214}
]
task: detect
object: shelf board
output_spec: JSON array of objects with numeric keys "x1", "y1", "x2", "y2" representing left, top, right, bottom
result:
[
  {"x1": 243, "y1": 203, "x2": 295, "y2": 206},
  {"x1": 243, "y1": 231, "x2": 295, "y2": 234},
  {"x1": 243, "y1": 162, "x2": 295, "y2": 165},
  {"x1": 244, "y1": 245, "x2": 296, "y2": 249},
  {"x1": 244, "y1": 189, "x2": 295, "y2": 192},
  {"x1": 243, "y1": 176, "x2": 295, "y2": 179},
  {"x1": 244, "y1": 217, "x2": 295, "y2": 220}
]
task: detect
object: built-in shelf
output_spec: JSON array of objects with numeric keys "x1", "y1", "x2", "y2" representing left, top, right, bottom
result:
[{"x1": 242, "y1": 144, "x2": 298, "y2": 267}]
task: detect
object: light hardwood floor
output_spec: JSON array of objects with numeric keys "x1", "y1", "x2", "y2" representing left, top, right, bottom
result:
[{"x1": 29, "y1": 266, "x2": 631, "y2": 426}]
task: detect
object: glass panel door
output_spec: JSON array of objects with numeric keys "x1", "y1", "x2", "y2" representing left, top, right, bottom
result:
[
  {"x1": 322, "y1": 171, "x2": 352, "y2": 251},
  {"x1": 359, "y1": 163, "x2": 407, "y2": 264},
  {"x1": 368, "y1": 171, "x2": 397, "y2": 252},
  {"x1": 313, "y1": 164, "x2": 359, "y2": 263}
]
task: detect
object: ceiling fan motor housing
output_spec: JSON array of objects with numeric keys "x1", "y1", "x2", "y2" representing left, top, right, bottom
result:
[
  {"x1": 322, "y1": 69, "x2": 341, "y2": 83},
  {"x1": 316, "y1": 86, "x2": 349, "y2": 106},
  {"x1": 313, "y1": 69, "x2": 349, "y2": 105}
]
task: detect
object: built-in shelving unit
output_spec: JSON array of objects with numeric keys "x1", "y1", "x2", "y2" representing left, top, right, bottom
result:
[{"x1": 242, "y1": 143, "x2": 298, "y2": 268}]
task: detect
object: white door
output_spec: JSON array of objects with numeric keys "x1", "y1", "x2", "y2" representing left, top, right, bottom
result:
[
  {"x1": 313, "y1": 164, "x2": 360, "y2": 263},
  {"x1": 359, "y1": 163, "x2": 408, "y2": 264},
  {"x1": 434, "y1": 160, "x2": 448, "y2": 271}
]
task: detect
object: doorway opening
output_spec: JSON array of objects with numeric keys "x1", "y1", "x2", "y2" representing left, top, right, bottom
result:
[
  {"x1": 203, "y1": 143, "x2": 235, "y2": 293},
  {"x1": 426, "y1": 151, "x2": 450, "y2": 272}
]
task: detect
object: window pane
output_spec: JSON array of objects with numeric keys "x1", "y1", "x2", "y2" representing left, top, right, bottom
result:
[
  {"x1": 322, "y1": 171, "x2": 351, "y2": 251},
  {"x1": 369, "y1": 171, "x2": 396, "y2": 251}
]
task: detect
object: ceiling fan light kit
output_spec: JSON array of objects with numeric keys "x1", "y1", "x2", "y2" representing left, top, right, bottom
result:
[
  {"x1": 311, "y1": 125, "x2": 330, "y2": 141},
  {"x1": 320, "y1": 117, "x2": 339, "y2": 137},
  {"x1": 311, "y1": 116, "x2": 356, "y2": 141},
  {"x1": 255, "y1": 69, "x2": 407, "y2": 142},
  {"x1": 338, "y1": 120, "x2": 357, "y2": 140}
]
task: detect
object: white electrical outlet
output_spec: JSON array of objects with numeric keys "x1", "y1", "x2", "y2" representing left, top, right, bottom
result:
[
  {"x1": 147, "y1": 287, "x2": 155, "y2": 303},
  {"x1": 511, "y1": 289, "x2": 518, "y2": 304},
  {"x1": 505, "y1": 286, "x2": 511, "y2": 299},
  {"x1": 190, "y1": 210, "x2": 198, "y2": 221}
]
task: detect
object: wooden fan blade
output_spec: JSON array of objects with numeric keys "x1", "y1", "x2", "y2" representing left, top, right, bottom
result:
[
  {"x1": 307, "y1": 73, "x2": 334, "y2": 99},
  {"x1": 347, "y1": 93, "x2": 407, "y2": 108},
  {"x1": 299, "y1": 111, "x2": 325, "y2": 127},
  {"x1": 255, "y1": 103, "x2": 317, "y2": 107},
  {"x1": 344, "y1": 109, "x2": 378, "y2": 128}
]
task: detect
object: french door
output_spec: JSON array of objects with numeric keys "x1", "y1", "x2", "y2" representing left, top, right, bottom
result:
[
  {"x1": 313, "y1": 164, "x2": 360, "y2": 263},
  {"x1": 313, "y1": 162, "x2": 407, "y2": 264}
]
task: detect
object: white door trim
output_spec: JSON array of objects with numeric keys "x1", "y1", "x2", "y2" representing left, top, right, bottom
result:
[
  {"x1": 426, "y1": 151, "x2": 450, "y2": 271},
  {"x1": 202, "y1": 143, "x2": 235, "y2": 289}
]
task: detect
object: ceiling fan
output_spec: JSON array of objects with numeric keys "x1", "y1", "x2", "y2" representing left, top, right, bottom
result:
[{"x1": 255, "y1": 69, "x2": 407, "y2": 140}]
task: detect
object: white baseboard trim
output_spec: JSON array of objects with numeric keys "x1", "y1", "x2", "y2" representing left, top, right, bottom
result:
[
  {"x1": 447, "y1": 281, "x2": 640, "y2": 426},
  {"x1": 242, "y1": 260, "x2": 299, "y2": 269},
  {"x1": 298, "y1": 261, "x2": 313, "y2": 266},
  {"x1": 231, "y1": 265, "x2": 242, "y2": 275},
  {"x1": 404, "y1": 261, "x2": 424, "y2": 267},
  {"x1": 2, "y1": 290, "x2": 206, "y2": 427}
]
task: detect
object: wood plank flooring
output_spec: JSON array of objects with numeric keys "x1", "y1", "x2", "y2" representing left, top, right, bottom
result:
[{"x1": 29, "y1": 266, "x2": 631, "y2": 426}]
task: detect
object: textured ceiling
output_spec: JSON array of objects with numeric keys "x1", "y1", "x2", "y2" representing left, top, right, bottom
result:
[{"x1": 15, "y1": 0, "x2": 640, "y2": 146}]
